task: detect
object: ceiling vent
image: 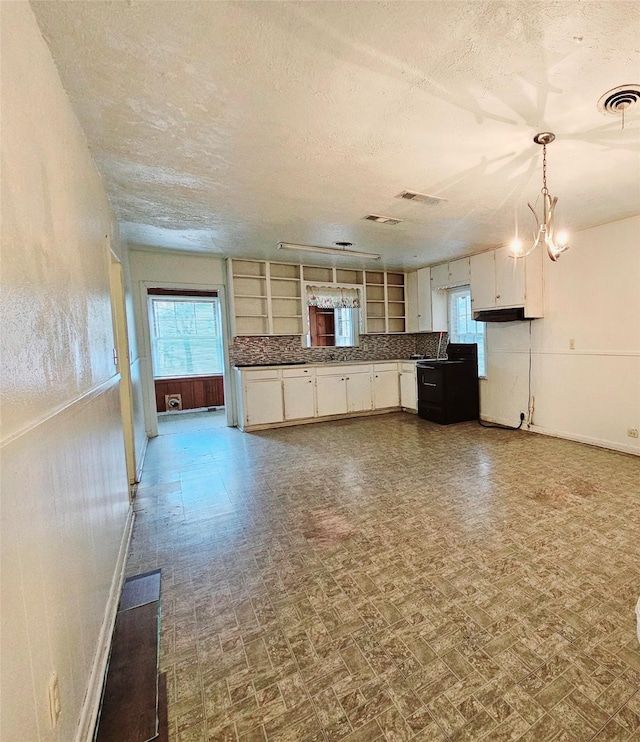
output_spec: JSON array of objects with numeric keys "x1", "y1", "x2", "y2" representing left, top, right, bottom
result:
[
  {"x1": 396, "y1": 190, "x2": 448, "y2": 206},
  {"x1": 597, "y1": 84, "x2": 640, "y2": 128},
  {"x1": 363, "y1": 214, "x2": 402, "y2": 225}
]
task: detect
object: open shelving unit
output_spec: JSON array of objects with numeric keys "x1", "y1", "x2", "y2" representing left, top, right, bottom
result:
[
  {"x1": 230, "y1": 259, "x2": 303, "y2": 336},
  {"x1": 364, "y1": 271, "x2": 406, "y2": 333},
  {"x1": 269, "y1": 262, "x2": 302, "y2": 335},
  {"x1": 229, "y1": 259, "x2": 405, "y2": 336}
]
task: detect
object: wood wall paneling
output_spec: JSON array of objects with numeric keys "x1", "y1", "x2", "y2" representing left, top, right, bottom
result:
[{"x1": 154, "y1": 375, "x2": 224, "y2": 412}]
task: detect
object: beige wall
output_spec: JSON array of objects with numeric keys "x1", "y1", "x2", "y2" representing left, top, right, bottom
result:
[
  {"x1": 480, "y1": 214, "x2": 640, "y2": 454},
  {"x1": 1, "y1": 5, "x2": 133, "y2": 741}
]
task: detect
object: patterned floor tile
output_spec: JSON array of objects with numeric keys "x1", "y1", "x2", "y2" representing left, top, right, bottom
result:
[{"x1": 126, "y1": 413, "x2": 640, "y2": 740}]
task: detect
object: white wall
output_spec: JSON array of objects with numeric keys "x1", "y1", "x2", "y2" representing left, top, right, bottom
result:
[
  {"x1": 127, "y1": 247, "x2": 228, "y2": 433},
  {"x1": 0, "y1": 5, "x2": 133, "y2": 741},
  {"x1": 481, "y1": 215, "x2": 640, "y2": 455}
]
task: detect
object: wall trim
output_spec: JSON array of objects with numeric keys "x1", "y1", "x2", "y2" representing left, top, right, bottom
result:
[
  {"x1": 488, "y1": 348, "x2": 639, "y2": 358},
  {"x1": 481, "y1": 414, "x2": 639, "y2": 457},
  {"x1": 74, "y1": 505, "x2": 135, "y2": 742},
  {"x1": 136, "y1": 434, "x2": 148, "y2": 484},
  {"x1": 0, "y1": 374, "x2": 121, "y2": 450}
]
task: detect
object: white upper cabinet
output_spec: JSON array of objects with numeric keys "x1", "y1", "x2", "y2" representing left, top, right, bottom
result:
[
  {"x1": 494, "y1": 246, "x2": 525, "y2": 307},
  {"x1": 430, "y1": 263, "x2": 450, "y2": 290},
  {"x1": 470, "y1": 251, "x2": 496, "y2": 309},
  {"x1": 405, "y1": 270, "x2": 418, "y2": 333},
  {"x1": 417, "y1": 267, "x2": 433, "y2": 332},
  {"x1": 448, "y1": 257, "x2": 471, "y2": 286},
  {"x1": 470, "y1": 246, "x2": 544, "y2": 317}
]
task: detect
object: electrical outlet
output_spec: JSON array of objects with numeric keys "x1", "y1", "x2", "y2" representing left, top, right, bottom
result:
[
  {"x1": 569, "y1": 339, "x2": 575, "y2": 350},
  {"x1": 628, "y1": 428, "x2": 639, "y2": 439},
  {"x1": 48, "y1": 672, "x2": 61, "y2": 728}
]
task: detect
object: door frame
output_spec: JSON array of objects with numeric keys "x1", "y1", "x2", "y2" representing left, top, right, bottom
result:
[
  {"x1": 138, "y1": 280, "x2": 233, "y2": 437},
  {"x1": 108, "y1": 252, "x2": 138, "y2": 491}
]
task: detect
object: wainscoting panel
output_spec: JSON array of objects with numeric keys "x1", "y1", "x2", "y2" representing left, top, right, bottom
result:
[{"x1": 154, "y1": 375, "x2": 224, "y2": 412}]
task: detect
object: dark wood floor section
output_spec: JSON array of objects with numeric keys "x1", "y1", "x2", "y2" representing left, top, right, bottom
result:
[
  {"x1": 96, "y1": 570, "x2": 163, "y2": 742},
  {"x1": 119, "y1": 569, "x2": 161, "y2": 612}
]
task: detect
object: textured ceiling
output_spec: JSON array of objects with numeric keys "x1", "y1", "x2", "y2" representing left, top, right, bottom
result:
[{"x1": 32, "y1": 1, "x2": 640, "y2": 269}]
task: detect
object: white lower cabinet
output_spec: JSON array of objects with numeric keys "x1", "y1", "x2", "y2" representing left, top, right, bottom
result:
[
  {"x1": 316, "y1": 374, "x2": 348, "y2": 417},
  {"x1": 346, "y1": 372, "x2": 373, "y2": 412},
  {"x1": 373, "y1": 365, "x2": 400, "y2": 408},
  {"x1": 400, "y1": 362, "x2": 417, "y2": 411},
  {"x1": 244, "y1": 378, "x2": 283, "y2": 426},
  {"x1": 283, "y1": 375, "x2": 315, "y2": 420},
  {"x1": 238, "y1": 361, "x2": 404, "y2": 430}
]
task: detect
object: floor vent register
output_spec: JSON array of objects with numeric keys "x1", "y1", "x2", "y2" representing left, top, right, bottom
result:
[{"x1": 95, "y1": 569, "x2": 167, "y2": 742}]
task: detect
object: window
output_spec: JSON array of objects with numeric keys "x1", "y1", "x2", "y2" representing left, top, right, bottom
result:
[
  {"x1": 448, "y1": 287, "x2": 486, "y2": 376},
  {"x1": 150, "y1": 297, "x2": 224, "y2": 378},
  {"x1": 305, "y1": 285, "x2": 361, "y2": 347},
  {"x1": 335, "y1": 308, "x2": 358, "y2": 346}
]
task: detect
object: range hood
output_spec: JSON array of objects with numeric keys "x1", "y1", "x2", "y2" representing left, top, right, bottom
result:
[{"x1": 473, "y1": 307, "x2": 536, "y2": 323}]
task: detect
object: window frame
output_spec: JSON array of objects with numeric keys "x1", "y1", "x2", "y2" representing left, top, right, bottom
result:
[
  {"x1": 148, "y1": 295, "x2": 224, "y2": 379},
  {"x1": 447, "y1": 286, "x2": 487, "y2": 378}
]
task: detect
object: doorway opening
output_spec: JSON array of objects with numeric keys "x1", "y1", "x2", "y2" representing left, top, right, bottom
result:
[{"x1": 147, "y1": 288, "x2": 226, "y2": 435}]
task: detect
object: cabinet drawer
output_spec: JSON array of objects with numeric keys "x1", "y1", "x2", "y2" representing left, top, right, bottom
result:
[
  {"x1": 373, "y1": 362, "x2": 398, "y2": 372},
  {"x1": 316, "y1": 364, "x2": 371, "y2": 376},
  {"x1": 282, "y1": 367, "x2": 314, "y2": 378},
  {"x1": 400, "y1": 362, "x2": 416, "y2": 373},
  {"x1": 243, "y1": 369, "x2": 280, "y2": 381}
]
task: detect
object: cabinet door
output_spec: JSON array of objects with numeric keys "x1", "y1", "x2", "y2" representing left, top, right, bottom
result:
[
  {"x1": 449, "y1": 257, "x2": 470, "y2": 286},
  {"x1": 430, "y1": 263, "x2": 450, "y2": 290},
  {"x1": 283, "y1": 376, "x2": 315, "y2": 421},
  {"x1": 346, "y1": 373, "x2": 373, "y2": 412},
  {"x1": 470, "y1": 251, "x2": 496, "y2": 310},
  {"x1": 372, "y1": 370, "x2": 399, "y2": 409},
  {"x1": 416, "y1": 267, "x2": 432, "y2": 331},
  {"x1": 244, "y1": 380, "x2": 283, "y2": 426},
  {"x1": 494, "y1": 246, "x2": 525, "y2": 307},
  {"x1": 316, "y1": 376, "x2": 347, "y2": 417},
  {"x1": 405, "y1": 270, "x2": 418, "y2": 333},
  {"x1": 400, "y1": 371, "x2": 417, "y2": 410}
]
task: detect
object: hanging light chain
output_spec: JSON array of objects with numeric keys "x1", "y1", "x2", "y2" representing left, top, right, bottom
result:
[{"x1": 541, "y1": 143, "x2": 548, "y2": 195}]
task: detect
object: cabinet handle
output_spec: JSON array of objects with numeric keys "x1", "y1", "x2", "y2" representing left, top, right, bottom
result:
[{"x1": 496, "y1": 294, "x2": 501, "y2": 299}]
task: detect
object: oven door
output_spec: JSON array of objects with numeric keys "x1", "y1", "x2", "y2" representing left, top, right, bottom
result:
[{"x1": 417, "y1": 364, "x2": 444, "y2": 404}]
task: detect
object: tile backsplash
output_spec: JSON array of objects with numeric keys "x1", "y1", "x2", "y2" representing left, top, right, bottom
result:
[{"x1": 229, "y1": 332, "x2": 449, "y2": 366}]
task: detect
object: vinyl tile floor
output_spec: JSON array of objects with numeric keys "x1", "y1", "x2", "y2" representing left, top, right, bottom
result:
[{"x1": 126, "y1": 413, "x2": 640, "y2": 741}]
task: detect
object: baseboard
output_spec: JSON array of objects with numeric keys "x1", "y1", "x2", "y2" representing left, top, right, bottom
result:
[
  {"x1": 75, "y1": 506, "x2": 135, "y2": 742},
  {"x1": 481, "y1": 415, "x2": 640, "y2": 457},
  {"x1": 241, "y1": 407, "x2": 403, "y2": 432},
  {"x1": 136, "y1": 434, "x2": 149, "y2": 484}
]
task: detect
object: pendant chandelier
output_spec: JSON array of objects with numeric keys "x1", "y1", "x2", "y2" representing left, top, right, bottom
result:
[{"x1": 510, "y1": 132, "x2": 570, "y2": 262}]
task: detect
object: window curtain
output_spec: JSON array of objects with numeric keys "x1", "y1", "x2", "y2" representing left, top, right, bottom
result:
[{"x1": 305, "y1": 285, "x2": 361, "y2": 309}]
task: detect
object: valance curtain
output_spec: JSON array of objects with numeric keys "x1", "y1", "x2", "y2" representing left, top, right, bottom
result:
[{"x1": 305, "y1": 285, "x2": 361, "y2": 309}]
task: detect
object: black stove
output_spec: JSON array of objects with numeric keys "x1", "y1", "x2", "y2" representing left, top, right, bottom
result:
[{"x1": 417, "y1": 344, "x2": 479, "y2": 424}]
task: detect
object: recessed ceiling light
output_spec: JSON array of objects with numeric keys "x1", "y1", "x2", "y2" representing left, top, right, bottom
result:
[
  {"x1": 396, "y1": 190, "x2": 448, "y2": 206},
  {"x1": 363, "y1": 214, "x2": 402, "y2": 225}
]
